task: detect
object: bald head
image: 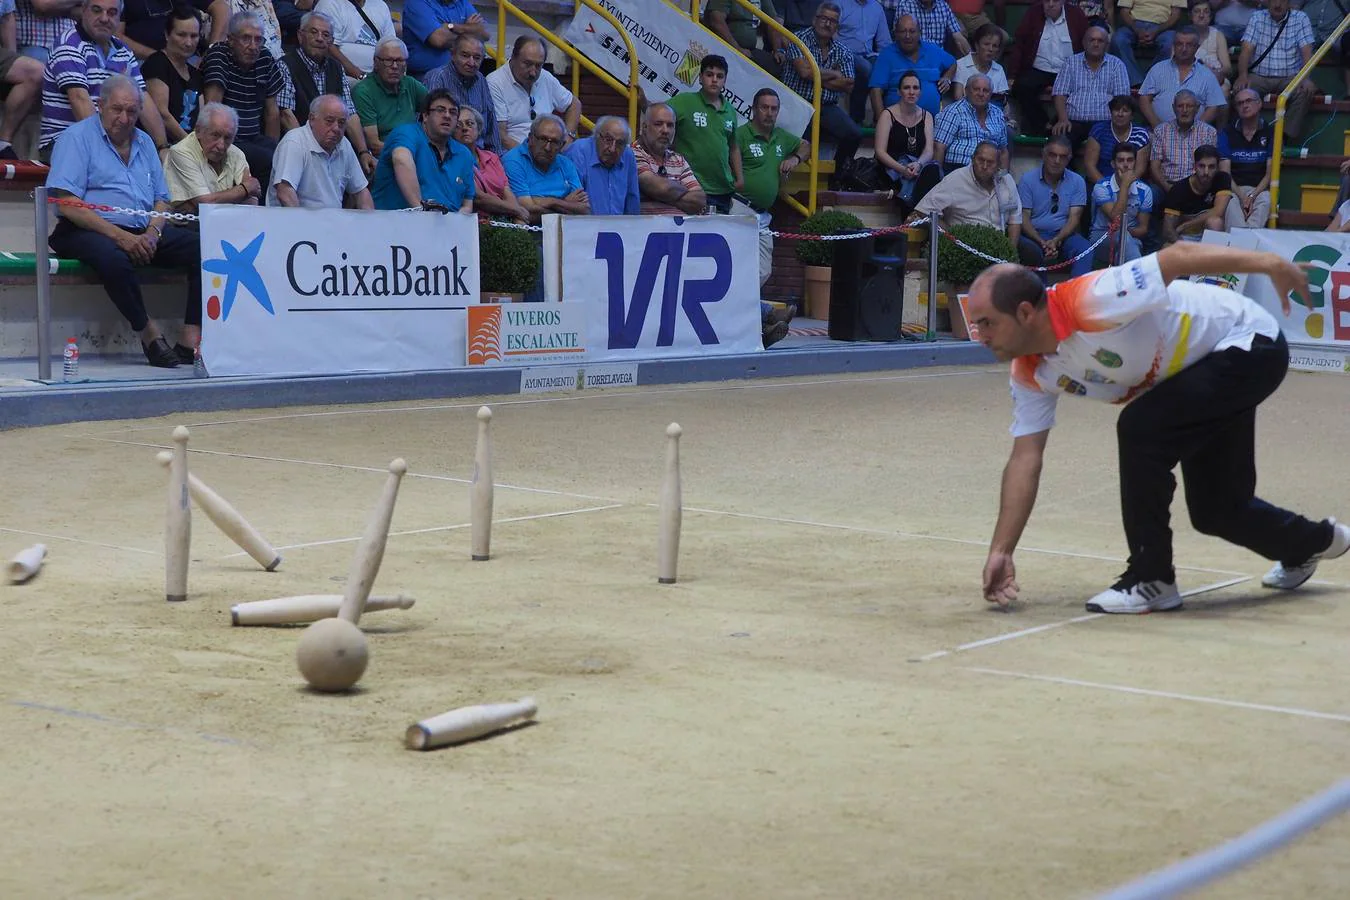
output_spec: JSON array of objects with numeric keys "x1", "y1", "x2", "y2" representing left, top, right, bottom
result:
[{"x1": 308, "y1": 94, "x2": 348, "y2": 152}]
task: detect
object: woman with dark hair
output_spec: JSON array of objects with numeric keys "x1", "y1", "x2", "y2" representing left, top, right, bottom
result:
[
  {"x1": 873, "y1": 70, "x2": 941, "y2": 214},
  {"x1": 952, "y1": 24, "x2": 1009, "y2": 103},
  {"x1": 1083, "y1": 94, "x2": 1152, "y2": 184},
  {"x1": 142, "y1": 7, "x2": 204, "y2": 143}
]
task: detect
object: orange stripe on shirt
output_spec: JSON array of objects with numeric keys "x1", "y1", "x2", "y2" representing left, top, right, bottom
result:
[
  {"x1": 1045, "y1": 272, "x2": 1105, "y2": 340},
  {"x1": 1011, "y1": 354, "x2": 1042, "y2": 390}
]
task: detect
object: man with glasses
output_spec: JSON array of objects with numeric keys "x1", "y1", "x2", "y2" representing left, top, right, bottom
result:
[
  {"x1": 353, "y1": 37, "x2": 426, "y2": 156},
  {"x1": 269, "y1": 92, "x2": 373, "y2": 208},
  {"x1": 502, "y1": 113, "x2": 589, "y2": 223},
  {"x1": 1016, "y1": 136, "x2": 1090, "y2": 277},
  {"x1": 632, "y1": 102, "x2": 707, "y2": 216},
  {"x1": 370, "y1": 88, "x2": 474, "y2": 212},
  {"x1": 314, "y1": 0, "x2": 394, "y2": 78},
  {"x1": 563, "y1": 115, "x2": 638, "y2": 215},
  {"x1": 487, "y1": 33, "x2": 579, "y2": 151},
  {"x1": 780, "y1": 2, "x2": 860, "y2": 186},
  {"x1": 278, "y1": 11, "x2": 376, "y2": 174},
  {"x1": 423, "y1": 32, "x2": 498, "y2": 153},
  {"x1": 1218, "y1": 87, "x2": 1271, "y2": 229},
  {"x1": 202, "y1": 11, "x2": 284, "y2": 183}
]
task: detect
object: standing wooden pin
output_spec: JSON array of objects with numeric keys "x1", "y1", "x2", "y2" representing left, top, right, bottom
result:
[
  {"x1": 657, "y1": 422, "x2": 682, "y2": 584},
  {"x1": 155, "y1": 451, "x2": 282, "y2": 571},
  {"x1": 470, "y1": 405, "x2": 494, "y2": 561},
  {"x1": 165, "y1": 426, "x2": 191, "y2": 602}
]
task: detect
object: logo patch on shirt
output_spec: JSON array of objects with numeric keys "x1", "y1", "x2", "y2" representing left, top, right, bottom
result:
[
  {"x1": 1083, "y1": 369, "x2": 1115, "y2": 384},
  {"x1": 1056, "y1": 374, "x2": 1087, "y2": 396},
  {"x1": 1092, "y1": 348, "x2": 1124, "y2": 368},
  {"x1": 1129, "y1": 262, "x2": 1147, "y2": 291}
]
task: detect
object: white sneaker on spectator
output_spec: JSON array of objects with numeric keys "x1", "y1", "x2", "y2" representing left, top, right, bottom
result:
[
  {"x1": 1086, "y1": 574, "x2": 1183, "y2": 614},
  {"x1": 1261, "y1": 518, "x2": 1350, "y2": 590}
]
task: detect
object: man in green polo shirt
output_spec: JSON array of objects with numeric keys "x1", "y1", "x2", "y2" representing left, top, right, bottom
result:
[
  {"x1": 734, "y1": 87, "x2": 807, "y2": 289},
  {"x1": 353, "y1": 38, "x2": 429, "y2": 156},
  {"x1": 667, "y1": 54, "x2": 743, "y2": 213}
]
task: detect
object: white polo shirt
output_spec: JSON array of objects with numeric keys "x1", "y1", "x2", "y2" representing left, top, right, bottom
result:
[
  {"x1": 486, "y1": 65, "x2": 574, "y2": 145},
  {"x1": 1033, "y1": 12, "x2": 1073, "y2": 74},
  {"x1": 267, "y1": 123, "x2": 369, "y2": 208},
  {"x1": 1008, "y1": 253, "x2": 1280, "y2": 436}
]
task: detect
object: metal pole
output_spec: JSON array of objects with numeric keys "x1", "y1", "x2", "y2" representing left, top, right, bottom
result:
[
  {"x1": 926, "y1": 221, "x2": 939, "y2": 340},
  {"x1": 1116, "y1": 207, "x2": 1128, "y2": 266},
  {"x1": 34, "y1": 185, "x2": 52, "y2": 381}
]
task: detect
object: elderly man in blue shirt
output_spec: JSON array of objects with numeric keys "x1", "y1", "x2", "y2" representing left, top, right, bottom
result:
[
  {"x1": 46, "y1": 74, "x2": 202, "y2": 369},
  {"x1": 371, "y1": 88, "x2": 475, "y2": 212},
  {"x1": 503, "y1": 114, "x2": 590, "y2": 223},
  {"x1": 563, "y1": 115, "x2": 638, "y2": 216},
  {"x1": 1015, "y1": 135, "x2": 1091, "y2": 279}
]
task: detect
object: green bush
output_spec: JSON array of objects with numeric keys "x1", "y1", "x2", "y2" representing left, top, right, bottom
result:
[
  {"x1": 479, "y1": 222, "x2": 541, "y2": 294},
  {"x1": 936, "y1": 222, "x2": 1016, "y2": 287},
  {"x1": 793, "y1": 209, "x2": 869, "y2": 268}
]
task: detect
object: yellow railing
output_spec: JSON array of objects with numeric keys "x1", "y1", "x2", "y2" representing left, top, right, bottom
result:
[
  {"x1": 686, "y1": 0, "x2": 822, "y2": 215},
  {"x1": 1267, "y1": 12, "x2": 1350, "y2": 228},
  {"x1": 493, "y1": 0, "x2": 640, "y2": 136}
]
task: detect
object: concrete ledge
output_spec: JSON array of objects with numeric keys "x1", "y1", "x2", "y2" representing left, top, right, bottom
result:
[{"x1": 0, "y1": 341, "x2": 995, "y2": 430}]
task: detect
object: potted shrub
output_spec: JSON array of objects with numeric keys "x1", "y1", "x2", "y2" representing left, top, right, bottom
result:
[
  {"x1": 935, "y1": 222, "x2": 1016, "y2": 339},
  {"x1": 793, "y1": 208, "x2": 867, "y2": 320},
  {"x1": 479, "y1": 221, "x2": 541, "y2": 302}
]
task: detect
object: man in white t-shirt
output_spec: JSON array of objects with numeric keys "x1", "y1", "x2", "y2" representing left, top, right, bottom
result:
[
  {"x1": 966, "y1": 243, "x2": 1349, "y2": 614},
  {"x1": 486, "y1": 34, "x2": 581, "y2": 151},
  {"x1": 315, "y1": 0, "x2": 396, "y2": 76}
]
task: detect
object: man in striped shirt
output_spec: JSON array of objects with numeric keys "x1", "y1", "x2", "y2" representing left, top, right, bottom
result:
[
  {"x1": 38, "y1": 0, "x2": 168, "y2": 160},
  {"x1": 201, "y1": 11, "x2": 283, "y2": 185}
]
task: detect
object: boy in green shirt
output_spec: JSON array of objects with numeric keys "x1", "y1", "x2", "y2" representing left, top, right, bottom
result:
[{"x1": 667, "y1": 55, "x2": 743, "y2": 213}]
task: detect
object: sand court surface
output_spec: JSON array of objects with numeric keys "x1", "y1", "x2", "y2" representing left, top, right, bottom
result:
[{"x1": 2, "y1": 366, "x2": 1348, "y2": 898}]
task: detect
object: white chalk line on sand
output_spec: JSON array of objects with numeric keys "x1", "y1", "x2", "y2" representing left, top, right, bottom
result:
[
  {"x1": 0, "y1": 525, "x2": 157, "y2": 556},
  {"x1": 85, "y1": 437, "x2": 626, "y2": 504},
  {"x1": 963, "y1": 668, "x2": 1350, "y2": 724},
  {"x1": 78, "y1": 368, "x2": 995, "y2": 437},
  {"x1": 218, "y1": 503, "x2": 624, "y2": 558},
  {"x1": 912, "y1": 576, "x2": 1254, "y2": 662}
]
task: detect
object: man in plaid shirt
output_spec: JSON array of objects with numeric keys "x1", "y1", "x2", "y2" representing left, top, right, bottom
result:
[
  {"x1": 886, "y1": 0, "x2": 969, "y2": 55},
  {"x1": 934, "y1": 73, "x2": 1008, "y2": 169},
  {"x1": 780, "y1": 1, "x2": 860, "y2": 180},
  {"x1": 1149, "y1": 89, "x2": 1216, "y2": 190},
  {"x1": 1234, "y1": 0, "x2": 1316, "y2": 138}
]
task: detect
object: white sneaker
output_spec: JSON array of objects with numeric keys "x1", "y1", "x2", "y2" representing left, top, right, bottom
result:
[
  {"x1": 1086, "y1": 576, "x2": 1183, "y2": 614},
  {"x1": 1261, "y1": 518, "x2": 1350, "y2": 590}
]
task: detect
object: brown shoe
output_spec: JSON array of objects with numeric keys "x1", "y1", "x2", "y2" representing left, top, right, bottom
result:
[{"x1": 762, "y1": 320, "x2": 789, "y2": 348}]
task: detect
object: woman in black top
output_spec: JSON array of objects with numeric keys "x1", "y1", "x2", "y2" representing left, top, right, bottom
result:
[
  {"x1": 872, "y1": 71, "x2": 941, "y2": 215},
  {"x1": 142, "y1": 7, "x2": 204, "y2": 144}
]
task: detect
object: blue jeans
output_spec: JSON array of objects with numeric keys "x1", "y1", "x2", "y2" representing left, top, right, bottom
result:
[
  {"x1": 1110, "y1": 22, "x2": 1175, "y2": 86},
  {"x1": 1018, "y1": 233, "x2": 1093, "y2": 278}
]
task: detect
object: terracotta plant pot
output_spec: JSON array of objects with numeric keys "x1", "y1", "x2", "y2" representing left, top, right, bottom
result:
[{"x1": 803, "y1": 265, "x2": 831, "y2": 320}]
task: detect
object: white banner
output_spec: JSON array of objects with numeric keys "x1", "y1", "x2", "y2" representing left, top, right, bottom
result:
[
  {"x1": 1199, "y1": 228, "x2": 1350, "y2": 349},
  {"x1": 199, "y1": 206, "x2": 479, "y2": 377},
  {"x1": 564, "y1": 0, "x2": 815, "y2": 138},
  {"x1": 519, "y1": 362, "x2": 640, "y2": 393},
  {"x1": 559, "y1": 214, "x2": 764, "y2": 360}
]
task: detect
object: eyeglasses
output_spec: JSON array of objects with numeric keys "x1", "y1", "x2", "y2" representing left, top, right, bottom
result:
[
  {"x1": 533, "y1": 135, "x2": 563, "y2": 147},
  {"x1": 428, "y1": 105, "x2": 458, "y2": 116},
  {"x1": 814, "y1": 15, "x2": 839, "y2": 26},
  {"x1": 375, "y1": 56, "x2": 407, "y2": 66},
  {"x1": 302, "y1": 27, "x2": 333, "y2": 40},
  {"x1": 595, "y1": 134, "x2": 624, "y2": 147}
]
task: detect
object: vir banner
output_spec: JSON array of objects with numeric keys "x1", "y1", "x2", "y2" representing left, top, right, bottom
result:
[
  {"x1": 564, "y1": 0, "x2": 815, "y2": 138},
  {"x1": 199, "y1": 205, "x2": 480, "y2": 377},
  {"x1": 1199, "y1": 229, "x2": 1350, "y2": 354},
  {"x1": 556, "y1": 214, "x2": 764, "y2": 361}
]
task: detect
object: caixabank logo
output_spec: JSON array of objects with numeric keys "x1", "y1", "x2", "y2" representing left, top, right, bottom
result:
[{"x1": 202, "y1": 232, "x2": 274, "y2": 321}]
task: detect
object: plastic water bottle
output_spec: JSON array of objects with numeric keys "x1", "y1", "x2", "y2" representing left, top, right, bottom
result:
[
  {"x1": 192, "y1": 339, "x2": 208, "y2": 378},
  {"x1": 62, "y1": 337, "x2": 79, "y2": 382}
]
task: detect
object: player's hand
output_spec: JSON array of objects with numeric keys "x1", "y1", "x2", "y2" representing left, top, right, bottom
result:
[
  {"x1": 982, "y1": 551, "x2": 1019, "y2": 607},
  {"x1": 1267, "y1": 255, "x2": 1314, "y2": 315}
]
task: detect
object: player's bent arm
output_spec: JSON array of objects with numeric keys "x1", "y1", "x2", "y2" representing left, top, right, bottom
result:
[
  {"x1": 1155, "y1": 242, "x2": 1279, "y2": 283},
  {"x1": 990, "y1": 430, "x2": 1049, "y2": 555}
]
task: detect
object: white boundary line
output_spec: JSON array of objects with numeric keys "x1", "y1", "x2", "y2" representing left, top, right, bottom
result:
[
  {"x1": 963, "y1": 667, "x2": 1350, "y2": 724},
  {"x1": 0, "y1": 525, "x2": 157, "y2": 556},
  {"x1": 218, "y1": 504, "x2": 624, "y2": 558},
  {"x1": 684, "y1": 506, "x2": 1251, "y2": 578},
  {"x1": 76, "y1": 368, "x2": 995, "y2": 436},
  {"x1": 912, "y1": 576, "x2": 1254, "y2": 662}
]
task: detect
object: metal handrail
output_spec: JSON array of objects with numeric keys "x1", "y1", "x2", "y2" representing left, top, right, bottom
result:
[
  {"x1": 493, "y1": 0, "x2": 640, "y2": 136},
  {"x1": 687, "y1": 0, "x2": 822, "y2": 215},
  {"x1": 1266, "y1": 12, "x2": 1350, "y2": 227}
]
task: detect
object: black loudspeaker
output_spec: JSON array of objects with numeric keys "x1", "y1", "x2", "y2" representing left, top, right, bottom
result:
[{"x1": 827, "y1": 233, "x2": 908, "y2": 342}]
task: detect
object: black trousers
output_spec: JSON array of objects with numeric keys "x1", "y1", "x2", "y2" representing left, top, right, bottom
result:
[
  {"x1": 49, "y1": 219, "x2": 202, "y2": 332},
  {"x1": 1011, "y1": 68, "x2": 1057, "y2": 136},
  {"x1": 235, "y1": 133, "x2": 278, "y2": 189},
  {"x1": 1116, "y1": 332, "x2": 1332, "y2": 582}
]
